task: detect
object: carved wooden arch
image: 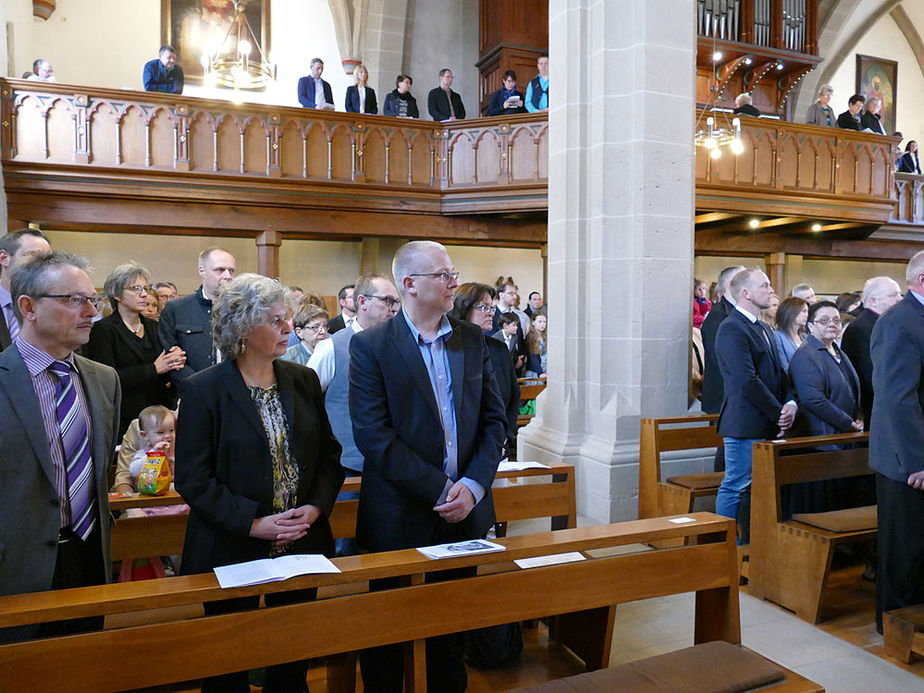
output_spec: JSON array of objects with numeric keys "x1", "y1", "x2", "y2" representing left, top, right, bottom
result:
[{"x1": 11, "y1": 93, "x2": 72, "y2": 118}]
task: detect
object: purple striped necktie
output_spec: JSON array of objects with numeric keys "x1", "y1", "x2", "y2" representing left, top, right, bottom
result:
[{"x1": 49, "y1": 360, "x2": 97, "y2": 540}]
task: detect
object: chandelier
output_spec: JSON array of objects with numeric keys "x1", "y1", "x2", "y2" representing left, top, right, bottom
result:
[
  {"x1": 694, "y1": 18, "x2": 745, "y2": 160},
  {"x1": 202, "y1": 1, "x2": 276, "y2": 91}
]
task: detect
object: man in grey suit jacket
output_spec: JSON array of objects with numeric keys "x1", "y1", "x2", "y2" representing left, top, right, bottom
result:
[
  {"x1": 0, "y1": 251, "x2": 120, "y2": 643},
  {"x1": 870, "y1": 251, "x2": 924, "y2": 632}
]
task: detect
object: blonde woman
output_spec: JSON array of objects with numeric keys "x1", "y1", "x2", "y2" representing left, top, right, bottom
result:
[{"x1": 345, "y1": 64, "x2": 378, "y2": 114}]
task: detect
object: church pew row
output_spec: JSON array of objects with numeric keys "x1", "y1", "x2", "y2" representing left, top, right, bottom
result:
[
  {"x1": 0, "y1": 513, "x2": 817, "y2": 692},
  {"x1": 516, "y1": 377, "x2": 546, "y2": 427},
  {"x1": 109, "y1": 462, "x2": 576, "y2": 564},
  {"x1": 748, "y1": 433, "x2": 875, "y2": 624}
]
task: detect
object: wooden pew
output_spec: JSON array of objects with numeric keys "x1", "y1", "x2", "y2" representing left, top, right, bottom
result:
[
  {"x1": 110, "y1": 462, "x2": 577, "y2": 564},
  {"x1": 517, "y1": 377, "x2": 546, "y2": 427},
  {"x1": 637, "y1": 414, "x2": 723, "y2": 520},
  {"x1": 0, "y1": 513, "x2": 745, "y2": 692},
  {"x1": 748, "y1": 432, "x2": 874, "y2": 624}
]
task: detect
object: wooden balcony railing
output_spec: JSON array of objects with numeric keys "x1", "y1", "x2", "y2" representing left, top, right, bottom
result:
[
  {"x1": 891, "y1": 172, "x2": 924, "y2": 225},
  {"x1": 0, "y1": 78, "x2": 548, "y2": 218}
]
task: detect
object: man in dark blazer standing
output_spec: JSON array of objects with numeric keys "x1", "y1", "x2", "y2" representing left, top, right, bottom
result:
[
  {"x1": 715, "y1": 268, "x2": 797, "y2": 543},
  {"x1": 297, "y1": 57, "x2": 334, "y2": 109},
  {"x1": 350, "y1": 240, "x2": 506, "y2": 692},
  {"x1": 0, "y1": 228, "x2": 50, "y2": 351},
  {"x1": 841, "y1": 275, "x2": 903, "y2": 425},
  {"x1": 870, "y1": 252, "x2": 924, "y2": 632},
  {"x1": 700, "y1": 265, "x2": 744, "y2": 471},
  {"x1": 0, "y1": 251, "x2": 120, "y2": 643},
  {"x1": 158, "y1": 247, "x2": 235, "y2": 395},
  {"x1": 427, "y1": 68, "x2": 466, "y2": 121}
]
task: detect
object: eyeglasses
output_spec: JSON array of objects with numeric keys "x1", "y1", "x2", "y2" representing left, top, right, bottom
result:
[
  {"x1": 409, "y1": 271, "x2": 460, "y2": 284},
  {"x1": 36, "y1": 294, "x2": 102, "y2": 310},
  {"x1": 812, "y1": 317, "x2": 842, "y2": 326},
  {"x1": 299, "y1": 323, "x2": 328, "y2": 333},
  {"x1": 365, "y1": 295, "x2": 401, "y2": 309},
  {"x1": 126, "y1": 284, "x2": 152, "y2": 295},
  {"x1": 473, "y1": 304, "x2": 496, "y2": 314}
]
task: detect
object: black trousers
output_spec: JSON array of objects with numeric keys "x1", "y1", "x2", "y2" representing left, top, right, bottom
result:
[
  {"x1": 876, "y1": 473, "x2": 924, "y2": 632},
  {"x1": 37, "y1": 524, "x2": 106, "y2": 638}
]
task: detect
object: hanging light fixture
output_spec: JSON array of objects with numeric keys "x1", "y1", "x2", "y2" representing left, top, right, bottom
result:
[
  {"x1": 202, "y1": 1, "x2": 276, "y2": 91},
  {"x1": 695, "y1": 17, "x2": 746, "y2": 159}
]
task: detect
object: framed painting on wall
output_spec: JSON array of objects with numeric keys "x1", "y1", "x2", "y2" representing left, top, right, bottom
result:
[
  {"x1": 856, "y1": 54, "x2": 897, "y2": 135},
  {"x1": 160, "y1": 0, "x2": 271, "y2": 87}
]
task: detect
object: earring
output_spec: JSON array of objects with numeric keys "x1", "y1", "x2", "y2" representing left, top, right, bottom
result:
[{"x1": 240, "y1": 340, "x2": 247, "y2": 354}]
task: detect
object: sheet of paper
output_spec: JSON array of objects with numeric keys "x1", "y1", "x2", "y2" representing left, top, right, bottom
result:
[
  {"x1": 514, "y1": 552, "x2": 586, "y2": 569},
  {"x1": 668, "y1": 516, "x2": 697, "y2": 524},
  {"x1": 497, "y1": 460, "x2": 550, "y2": 472},
  {"x1": 214, "y1": 554, "x2": 340, "y2": 589},
  {"x1": 417, "y1": 539, "x2": 506, "y2": 560}
]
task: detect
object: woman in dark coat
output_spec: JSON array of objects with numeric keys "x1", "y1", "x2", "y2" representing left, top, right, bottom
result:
[
  {"x1": 175, "y1": 273, "x2": 344, "y2": 693},
  {"x1": 83, "y1": 262, "x2": 185, "y2": 438},
  {"x1": 382, "y1": 74, "x2": 419, "y2": 118}
]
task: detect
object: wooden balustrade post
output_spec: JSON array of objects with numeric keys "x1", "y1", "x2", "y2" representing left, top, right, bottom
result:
[
  {"x1": 175, "y1": 104, "x2": 190, "y2": 172},
  {"x1": 433, "y1": 128, "x2": 449, "y2": 189},
  {"x1": 268, "y1": 115, "x2": 281, "y2": 178},
  {"x1": 765, "y1": 252, "x2": 786, "y2": 297},
  {"x1": 352, "y1": 122, "x2": 366, "y2": 184},
  {"x1": 73, "y1": 94, "x2": 90, "y2": 164},
  {"x1": 256, "y1": 230, "x2": 282, "y2": 279},
  {"x1": 0, "y1": 82, "x2": 13, "y2": 159},
  {"x1": 498, "y1": 122, "x2": 510, "y2": 184}
]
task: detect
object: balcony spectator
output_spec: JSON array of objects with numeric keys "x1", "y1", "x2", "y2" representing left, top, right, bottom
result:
[
  {"x1": 732, "y1": 93, "x2": 760, "y2": 117},
  {"x1": 383, "y1": 74, "x2": 419, "y2": 118},
  {"x1": 898, "y1": 141, "x2": 921, "y2": 174},
  {"x1": 25, "y1": 59, "x2": 56, "y2": 83},
  {"x1": 143, "y1": 45, "x2": 184, "y2": 94},
  {"x1": 345, "y1": 64, "x2": 378, "y2": 115},
  {"x1": 487, "y1": 70, "x2": 526, "y2": 116},
  {"x1": 297, "y1": 58, "x2": 334, "y2": 110},
  {"x1": 861, "y1": 97, "x2": 887, "y2": 135},
  {"x1": 428, "y1": 68, "x2": 466, "y2": 121},
  {"x1": 806, "y1": 84, "x2": 835, "y2": 127},
  {"x1": 837, "y1": 94, "x2": 864, "y2": 130},
  {"x1": 525, "y1": 55, "x2": 550, "y2": 113}
]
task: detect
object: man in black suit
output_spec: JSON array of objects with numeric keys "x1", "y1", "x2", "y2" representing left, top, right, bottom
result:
[
  {"x1": 524, "y1": 291, "x2": 543, "y2": 318},
  {"x1": 836, "y1": 94, "x2": 865, "y2": 130},
  {"x1": 0, "y1": 228, "x2": 51, "y2": 351},
  {"x1": 350, "y1": 240, "x2": 506, "y2": 692},
  {"x1": 714, "y1": 268, "x2": 797, "y2": 543},
  {"x1": 326, "y1": 284, "x2": 356, "y2": 334},
  {"x1": 870, "y1": 252, "x2": 924, "y2": 631},
  {"x1": 158, "y1": 247, "x2": 235, "y2": 395},
  {"x1": 841, "y1": 276, "x2": 903, "y2": 425},
  {"x1": 427, "y1": 68, "x2": 466, "y2": 121},
  {"x1": 700, "y1": 265, "x2": 744, "y2": 471},
  {"x1": 0, "y1": 251, "x2": 120, "y2": 643}
]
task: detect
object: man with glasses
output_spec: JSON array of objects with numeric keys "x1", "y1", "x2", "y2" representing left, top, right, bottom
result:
[
  {"x1": 350, "y1": 241, "x2": 506, "y2": 692},
  {"x1": 0, "y1": 251, "x2": 120, "y2": 643},
  {"x1": 0, "y1": 228, "x2": 51, "y2": 351},
  {"x1": 842, "y1": 276, "x2": 904, "y2": 426},
  {"x1": 158, "y1": 246, "x2": 235, "y2": 395},
  {"x1": 492, "y1": 281, "x2": 527, "y2": 374}
]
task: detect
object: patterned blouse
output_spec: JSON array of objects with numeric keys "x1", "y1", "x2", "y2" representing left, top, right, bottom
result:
[{"x1": 248, "y1": 384, "x2": 300, "y2": 557}]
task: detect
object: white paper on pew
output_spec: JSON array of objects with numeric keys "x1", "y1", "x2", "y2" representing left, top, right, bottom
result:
[
  {"x1": 214, "y1": 554, "x2": 340, "y2": 589},
  {"x1": 417, "y1": 539, "x2": 506, "y2": 559},
  {"x1": 497, "y1": 460, "x2": 550, "y2": 472},
  {"x1": 514, "y1": 552, "x2": 586, "y2": 569},
  {"x1": 669, "y1": 517, "x2": 697, "y2": 524}
]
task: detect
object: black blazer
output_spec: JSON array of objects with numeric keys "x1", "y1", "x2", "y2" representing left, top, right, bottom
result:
[
  {"x1": 383, "y1": 90, "x2": 419, "y2": 118},
  {"x1": 840, "y1": 308, "x2": 878, "y2": 423},
  {"x1": 158, "y1": 288, "x2": 214, "y2": 395},
  {"x1": 837, "y1": 111, "x2": 861, "y2": 130},
  {"x1": 789, "y1": 334, "x2": 860, "y2": 437},
  {"x1": 327, "y1": 313, "x2": 347, "y2": 335},
  {"x1": 715, "y1": 309, "x2": 793, "y2": 439},
  {"x1": 487, "y1": 89, "x2": 526, "y2": 116},
  {"x1": 486, "y1": 336, "x2": 520, "y2": 445},
  {"x1": 870, "y1": 292, "x2": 924, "y2": 482},
  {"x1": 83, "y1": 311, "x2": 174, "y2": 438},
  {"x1": 175, "y1": 358, "x2": 344, "y2": 574},
  {"x1": 700, "y1": 296, "x2": 735, "y2": 413},
  {"x1": 349, "y1": 312, "x2": 506, "y2": 552},
  {"x1": 427, "y1": 87, "x2": 466, "y2": 121},
  {"x1": 898, "y1": 152, "x2": 921, "y2": 174},
  {"x1": 733, "y1": 104, "x2": 761, "y2": 117},
  {"x1": 861, "y1": 111, "x2": 887, "y2": 135},
  {"x1": 345, "y1": 85, "x2": 378, "y2": 114}
]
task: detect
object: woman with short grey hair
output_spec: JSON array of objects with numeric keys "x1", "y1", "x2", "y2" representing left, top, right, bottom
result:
[
  {"x1": 806, "y1": 84, "x2": 835, "y2": 127},
  {"x1": 85, "y1": 262, "x2": 185, "y2": 437},
  {"x1": 861, "y1": 96, "x2": 887, "y2": 135},
  {"x1": 175, "y1": 272, "x2": 344, "y2": 692}
]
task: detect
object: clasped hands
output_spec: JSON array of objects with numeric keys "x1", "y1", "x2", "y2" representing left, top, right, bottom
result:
[
  {"x1": 433, "y1": 480, "x2": 475, "y2": 524},
  {"x1": 154, "y1": 345, "x2": 187, "y2": 375},
  {"x1": 775, "y1": 402, "x2": 798, "y2": 438},
  {"x1": 250, "y1": 504, "x2": 322, "y2": 545}
]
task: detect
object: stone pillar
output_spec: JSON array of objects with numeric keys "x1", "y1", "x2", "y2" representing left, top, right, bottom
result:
[{"x1": 518, "y1": 0, "x2": 696, "y2": 523}]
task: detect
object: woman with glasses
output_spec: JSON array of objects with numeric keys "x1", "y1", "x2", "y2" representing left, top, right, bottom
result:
[
  {"x1": 281, "y1": 303, "x2": 328, "y2": 365},
  {"x1": 175, "y1": 274, "x2": 344, "y2": 692},
  {"x1": 84, "y1": 262, "x2": 185, "y2": 438}
]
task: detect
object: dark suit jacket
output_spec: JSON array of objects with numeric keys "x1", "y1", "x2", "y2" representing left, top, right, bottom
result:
[
  {"x1": 861, "y1": 111, "x2": 887, "y2": 135},
  {"x1": 345, "y1": 85, "x2": 378, "y2": 114},
  {"x1": 870, "y1": 292, "x2": 924, "y2": 482},
  {"x1": 327, "y1": 313, "x2": 347, "y2": 335},
  {"x1": 83, "y1": 311, "x2": 175, "y2": 438},
  {"x1": 428, "y1": 87, "x2": 466, "y2": 121},
  {"x1": 297, "y1": 76, "x2": 334, "y2": 109},
  {"x1": 700, "y1": 296, "x2": 735, "y2": 413},
  {"x1": 837, "y1": 111, "x2": 861, "y2": 130},
  {"x1": 175, "y1": 358, "x2": 344, "y2": 574},
  {"x1": 0, "y1": 311, "x2": 10, "y2": 351},
  {"x1": 715, "y1": 309, "x2": 793, "y2": 439},
  {"x1": 158, "y1": 287, "x2": 214, "y2": 395},
  {"x1": 841, "y1": 308, "x2": 878, "y2": 423},
  {"x1": 487, "y1": 89, "x2": 526, "y2": 116},
  {"x1": 492, "y1": 309, "x2": 527, "y2": 370},
  {"x1": 0, "y1": 345, "x2": 120, "y2": 641},
  {"x1": 486, "y1": 336, "x2": 520, "y2": 444},
  {"x1": 349, "y1": 312, "x2": 506, "y2": 551},
  {"x1": 789, "y1": 334, "x2": 860, "y2": 436},
  {"x1": 733, "y1": 104, "x2": 761, "y2": 117},
  {"x1": 382, "y1": 90, "x2": 420, "y2": 118},
  {"x1": 898, "y1": 152, "x2": 921, "y2": 174}
]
